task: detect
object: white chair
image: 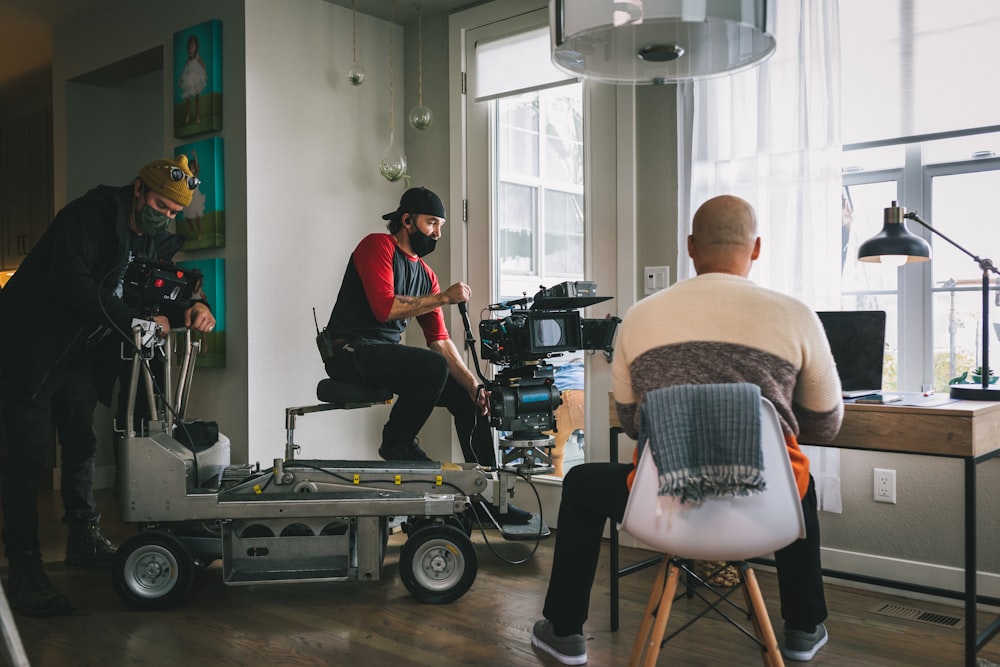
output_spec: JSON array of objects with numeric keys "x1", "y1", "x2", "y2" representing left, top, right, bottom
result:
[{"x1": 620, "y1": 396, "x2": 805, "y2": 667}]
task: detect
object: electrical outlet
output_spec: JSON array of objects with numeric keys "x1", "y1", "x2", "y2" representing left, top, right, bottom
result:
[{"x1": 874, "y1": 468, "x2": 896, "y2": 504}]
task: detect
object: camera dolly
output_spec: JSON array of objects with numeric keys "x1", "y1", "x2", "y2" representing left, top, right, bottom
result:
[{"x1": 112, "y1": 327, "x2": 488, "y2": 610}]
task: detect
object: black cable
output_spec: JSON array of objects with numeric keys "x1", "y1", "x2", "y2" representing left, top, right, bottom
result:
[
  {"x1": 97, "y1": 260, "x2": 206, "y2": 486},
  {"x1": 457, "y1": 301, "x2": 490, "y2": 386},
  {"x1": 267, "y1": 458, "x2": 545, "y2": 563},
  {"x1": 470, "y1": 469, "x2": 544, "y2": 565},
  {"x1": 276, "y1": 460, "x2": 469, "y2": 496}
]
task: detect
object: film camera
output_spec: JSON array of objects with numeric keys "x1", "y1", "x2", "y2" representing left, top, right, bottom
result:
[{"x1": 474, "y1": 281, "x2": 619, "y2": 474}]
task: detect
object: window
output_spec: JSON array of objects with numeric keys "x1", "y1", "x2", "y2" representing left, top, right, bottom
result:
[
  {"x1": 495, "y1": 86, "x2": 584, "y2": 300},
  {"x1": 840, "y1": 0, "x2": 1000, "y2": 391},
  {"x1": 461, "y1": 7, "x2": 588, "y2": 477}
]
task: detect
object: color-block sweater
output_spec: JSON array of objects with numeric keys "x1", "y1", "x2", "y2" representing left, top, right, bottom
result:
[{"x1": 612, "y1": 272, "x2": 844, "y2": 499}]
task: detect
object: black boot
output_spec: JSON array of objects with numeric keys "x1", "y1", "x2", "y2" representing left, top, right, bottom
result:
[
  {"x1": 6, "y1": 551, "x2": 73, "y2": 617},
  {"x1": 65, "y1": 515, "x2": 117, "y2": 568}
]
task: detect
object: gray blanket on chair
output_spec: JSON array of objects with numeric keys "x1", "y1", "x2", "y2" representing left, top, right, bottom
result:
[{"x1": 639, "y1": 383, "x2": 766, "y2": 504}]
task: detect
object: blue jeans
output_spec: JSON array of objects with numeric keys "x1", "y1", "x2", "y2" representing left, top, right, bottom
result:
[
  {"x1": 2, "y1": 359, "x2": 100, "y2": 556},
  {"x1": 326, "y1": 340, "x2": 495, "y2": 466},
  {"x1": 542, "y1": 463, "x2": 827, "y2": 633}
]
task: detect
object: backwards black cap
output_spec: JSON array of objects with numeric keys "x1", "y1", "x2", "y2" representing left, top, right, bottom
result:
[{"x1": 381, "y1": 186, "x2": 446, "y2": 220}]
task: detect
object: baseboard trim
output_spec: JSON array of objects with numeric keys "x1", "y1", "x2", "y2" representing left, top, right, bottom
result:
[
  {"x1": 615, "y1": 531, "x2": 1000, "y2": 610},
  {"x1": 817, "y1": 547, "x2": 1000, "y2": 608}
]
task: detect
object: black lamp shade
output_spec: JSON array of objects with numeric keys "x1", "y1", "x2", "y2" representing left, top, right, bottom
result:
[
  {"x1": 857, "y1": 201, "x2": 931, "y2": 263},
  {"x1": 857, "y1": 223, "x2": 931, "y2": 263}
]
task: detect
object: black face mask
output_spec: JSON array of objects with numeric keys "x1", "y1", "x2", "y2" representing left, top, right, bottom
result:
[{"x1": 407, "y1": 226, "x2": 437, "y2": 258}]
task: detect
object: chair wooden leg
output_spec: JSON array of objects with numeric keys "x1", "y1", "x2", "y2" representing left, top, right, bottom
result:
[
  {"x1": 740, "y1": 565, "x2": 784, "y2": 667},
  {"x1": 629, "y1": 558, "x2": 680, "y2": 667},
  {"x1": 629, "y1": 558, "x2": 669, "y2": 667}
]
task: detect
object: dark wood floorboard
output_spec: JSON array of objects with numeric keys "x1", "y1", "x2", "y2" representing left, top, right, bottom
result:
[{"x1": 4, "y1": 488, "x2": 1000, "y2": 666}]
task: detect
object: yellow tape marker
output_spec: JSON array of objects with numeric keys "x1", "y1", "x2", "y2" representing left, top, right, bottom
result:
[
  {"x1": 394, "y1": 474, "x2": 402, "y2": 485},
  {"x1": 253, "y1": 484, "x2": 262, "y2": 495},
  {"x1": 353, "y1": 474, "x2": 360, "y2": 485},
  {"x1": 435, "y1": 475, "x2": 443, "y2": 486}
]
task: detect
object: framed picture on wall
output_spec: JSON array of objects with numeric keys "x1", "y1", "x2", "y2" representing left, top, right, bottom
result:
[
  {"x1": 173, "y1": 19, "x2": 222, "y2": 137},
  {"x1": 173, "y1": 137, "x2": 224, "y2": 250},
  {"x1": 177, "y1": 258, "x2": 226, "y2": 368}
]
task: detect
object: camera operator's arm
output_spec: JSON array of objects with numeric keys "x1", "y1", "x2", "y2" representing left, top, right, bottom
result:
[
  {"x1": 47, "y1": 203, "x2": 141, "y2": 336},
  {"x1": 354, "y1": 234, "x2": 470, "y2": 322},
  {"x1": 185, "y1": 302, "x2": 215, "y2": 332},
  {"x1": 428, "y1": 338, "x2": 488, "y2": 415},
  {"x1": 388, "y1": 282, "x2": 469, "y2": 321}
]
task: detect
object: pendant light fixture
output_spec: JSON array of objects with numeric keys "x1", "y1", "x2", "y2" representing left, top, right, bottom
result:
[
  {"x1": 347, "y1": 0, "x2": 366, "y2": 86},
  {"x1": 379, "y1": 0, "x2": 407, "y2": 182},
  {"x1": 408, "y1": 5, "x2": 433, "y2": 130},
  {"x1": 549, "y1": 0, "x2": 776, "y2": 84}
]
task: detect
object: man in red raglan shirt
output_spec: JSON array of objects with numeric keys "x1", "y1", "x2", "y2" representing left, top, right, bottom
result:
[{"x1": 322, "y1": 187, "x2": 530, "y2": 524}]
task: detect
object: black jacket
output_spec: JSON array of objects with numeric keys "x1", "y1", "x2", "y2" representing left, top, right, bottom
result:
[{"x1": 0, "y1": 185, "x2": 191, "y2": 404}]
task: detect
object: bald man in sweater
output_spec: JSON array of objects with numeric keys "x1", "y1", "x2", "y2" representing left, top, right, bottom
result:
[{"x1": 530, "y1": 195, "x2": 843, "y2": 665}]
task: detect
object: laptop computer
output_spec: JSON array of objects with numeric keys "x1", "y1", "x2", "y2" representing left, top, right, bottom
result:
[{"x1": 816, "y1": 310, "x2": 890, "y2": 399}]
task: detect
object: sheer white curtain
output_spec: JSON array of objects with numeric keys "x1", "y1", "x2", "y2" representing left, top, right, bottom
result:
[{"x1": 676, "y1": 0, "x2": 845, "y2": 511}]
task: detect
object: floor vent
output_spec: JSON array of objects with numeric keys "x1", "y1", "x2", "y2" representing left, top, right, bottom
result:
[{"x1": 872, "y1": 602, "x2": 965, "y2": 629}]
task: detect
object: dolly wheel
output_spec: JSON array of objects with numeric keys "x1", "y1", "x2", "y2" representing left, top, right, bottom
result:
[
  {"x1": 112, "y1": 531, "x2": 195, "y2": 611},
  {"x1": 399, "y1": 524, "x2": 477, "y2": 604}
]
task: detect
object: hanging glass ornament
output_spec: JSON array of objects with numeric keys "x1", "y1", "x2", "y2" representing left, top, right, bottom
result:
[
  {"x1": 348, "y1": 0, "x2": 365, "y2": 86},
  {"x1": 348, "y1": 63, "x2": 366, "y2": 87},
  {"x1": 408, "y1": 105, "x2": 433, "y2": 131},
  {"x1": 379, "y1": 1, "x2": 408, "y2": 182},
  {"x1": 408, "y1": 6, "x2": 433, "y2": 130},
  {"x1": 379, "y1": 131, "x2": 407, "y2": 182}
]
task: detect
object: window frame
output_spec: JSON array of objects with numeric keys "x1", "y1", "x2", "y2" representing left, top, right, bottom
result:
[{"x1": 842, "y1": 131, "x2": 1000, "y2": 391}]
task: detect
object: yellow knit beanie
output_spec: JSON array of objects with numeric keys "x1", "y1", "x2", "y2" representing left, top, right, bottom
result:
[{"x1": 138, "y1": 155, "x2": 195, "y2": 207}]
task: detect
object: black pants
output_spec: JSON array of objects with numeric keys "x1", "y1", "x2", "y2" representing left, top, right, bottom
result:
[
  {"x1": 1, "y1": 361, "x2": 101, "y2": 556},
  {"x1": 326, "y1": 340, "x2": 495, "y2": 466},
  {"x1": 542, "y1": 462, "x2": 827, "y2": 633}
]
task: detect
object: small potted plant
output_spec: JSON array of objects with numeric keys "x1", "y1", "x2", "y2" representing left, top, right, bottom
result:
[{"x1": 971, "y1": 366, "x2": 998, "y2": 384}]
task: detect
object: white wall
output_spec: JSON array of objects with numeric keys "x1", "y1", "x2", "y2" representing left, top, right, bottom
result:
[{"x1": 244, "y1": 0, "x2": 411, "y2": 463}]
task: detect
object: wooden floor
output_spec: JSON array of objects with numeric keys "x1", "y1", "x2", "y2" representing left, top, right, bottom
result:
[{"x1": 5, "y1": 488, "x2": 1000, "y2": 667}]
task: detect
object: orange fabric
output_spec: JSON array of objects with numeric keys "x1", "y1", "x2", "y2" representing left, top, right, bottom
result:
[
  {"x1": 626, "y1": 433, "x2": 809, "y2": 500},
  {"x1": 784, "y1": 433, "x2": 810, "y2": 500},
  {"x1": 627, "y1": 447, "x2": 638, "y2": 490}
]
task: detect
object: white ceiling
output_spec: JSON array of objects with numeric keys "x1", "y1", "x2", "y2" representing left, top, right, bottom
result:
[
  {"x1": 0, "y1": 0, "x2": 486, "y2": 88},
  {"x1": 0, "y1": 0, "x2": 114, "y2": 86},
  {"x1": 323, "y1": 0, "x2": 488, "y2": 26}
]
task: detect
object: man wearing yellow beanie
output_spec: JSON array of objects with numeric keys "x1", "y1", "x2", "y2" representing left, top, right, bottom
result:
[{"x1": 0, "y1": 156, "x2": 215, "y2": 617}]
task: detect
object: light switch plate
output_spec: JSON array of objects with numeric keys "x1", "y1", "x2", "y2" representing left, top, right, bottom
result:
[{"x1": 644, "y1": 266, "x2": 670, "y2": 295}]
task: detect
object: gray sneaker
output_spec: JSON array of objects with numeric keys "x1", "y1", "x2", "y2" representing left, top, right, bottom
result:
[
  {"x1": 531, "y1": 619, "x2": 587, "y2": 665},
  {"x1": 782, "y1": 623, "x2": 829, "y2": 662}
]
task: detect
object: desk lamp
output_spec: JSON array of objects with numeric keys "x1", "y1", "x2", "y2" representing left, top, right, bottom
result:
[{"x1": 858, "y1": 201, "x2": 1000, "y2": 400}]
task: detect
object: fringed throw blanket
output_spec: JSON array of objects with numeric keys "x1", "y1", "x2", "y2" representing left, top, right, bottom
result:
[{"x1": 639, "y1": 383, "x2": 766, "y2": 504}]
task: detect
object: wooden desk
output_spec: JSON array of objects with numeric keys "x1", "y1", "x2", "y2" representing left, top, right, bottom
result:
[
  {"x1": 831, "y1": 398, "x2": 1000, "y2": 457},
  {"x1": 608, "y1": 395, "x2": 1000, "y2": 667}
]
